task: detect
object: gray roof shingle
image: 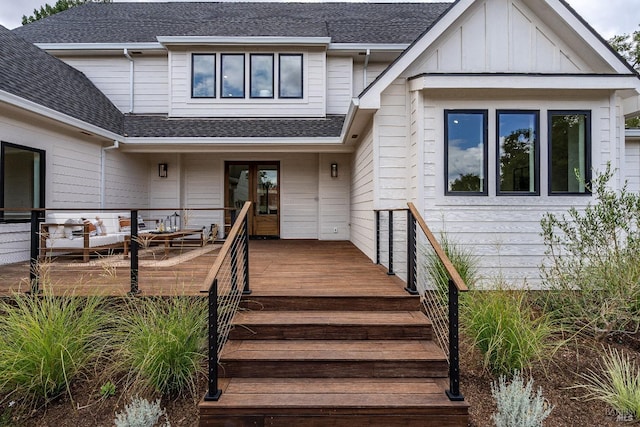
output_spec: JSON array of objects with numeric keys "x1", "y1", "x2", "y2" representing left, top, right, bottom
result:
[
  {"x1": 124, "y1": 115, "x2": 345, "y2": 138},
  {"x1": 0, "y1": 26, "x2": 123, "y2": 134},
  {"x1": 13, "y1": 2, "x2": 452, "y2": 44}
]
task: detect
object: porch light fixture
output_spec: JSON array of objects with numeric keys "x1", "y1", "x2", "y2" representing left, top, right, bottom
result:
[
  {"x1": 331, "y1": 163, "x2": 338, "y2": 178},
  {"x1": 158, "y1": 163, "x2": 168, "y2": 178}
]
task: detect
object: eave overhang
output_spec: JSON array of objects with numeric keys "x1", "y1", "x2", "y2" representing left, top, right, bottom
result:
[
  {"x1": 157, "y1": 36, "x2": 332, "y2": 47},
  {"x1": 118, "y1": 137, "x2": 350, "y2": 153}
]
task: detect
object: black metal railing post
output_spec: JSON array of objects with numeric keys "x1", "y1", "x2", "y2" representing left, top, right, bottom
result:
[
  {"x1": 405, "y1": 210, "x2": 418, "y2": 295},
  {"x1": 446, "y1": 278, "x2": 464, "y2": 401},
  {"x1": 242, "y1": 214, "x2": 251, "y2": 295},
  {"x1": 129, "y1": 209, "x2": 139, "y2": 295},
  {"x1": 387, "y1": 210, "x2": 394, "y2": 275},
  {"x1": 29, "y1": 209, "x2": 41, "y2": 294},
  {"x1": 204, "y1": 278, "x2": 222, "y2": 401},
  {"x1": 375, "y1": 210, "x2": 380, "y2": 265}
]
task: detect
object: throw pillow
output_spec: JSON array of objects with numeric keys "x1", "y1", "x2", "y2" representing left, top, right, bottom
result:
[
  {"x1": 82, "y1": 218, "x2": 98, "y2": 237},
  {"x1": 119, "y1": 216, "x2": 131, "y2": 232}
]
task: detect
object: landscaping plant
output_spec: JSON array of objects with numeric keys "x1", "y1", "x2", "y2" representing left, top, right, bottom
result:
[
  {"x1": 491, "y1": 370, "x2": 553, "y2": 427},
  {"x1": 114, "y1": 396, "x2": 170, "y2": 427},
  {"x1": 0, "y1": 291, "x2": 109, "y2": 405},
  {"x1": 424, "y1": 232, "x2": 479, "y2": 293},
  {"x1": 114, "y1": 296, "x2": 208, "y2": 396},
  {"x1": 539, "y1": 164, "x2": 640, "y2": 337}
]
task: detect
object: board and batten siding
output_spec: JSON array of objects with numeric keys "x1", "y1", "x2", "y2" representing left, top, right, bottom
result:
[
  {"x1": 326, "y1": 56, "x2": 353, "y2": 115},
  {"x1": 169, "y1": 48, "x2": 326, "y2": 118},
  {"x1": 419, "y1": 89, "x2": 617, "y2": 286},
  {"x1": 350, "y1": 126, "x2": 375, "y2": 260}
]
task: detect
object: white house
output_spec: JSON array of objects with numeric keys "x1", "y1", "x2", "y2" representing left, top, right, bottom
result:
[{"x1": 1, "y1": 0, "x2": 639, "y2": 284}]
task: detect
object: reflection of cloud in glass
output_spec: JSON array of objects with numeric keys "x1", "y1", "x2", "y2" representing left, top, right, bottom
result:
[
  {"x1": 192, "y1": 55, "x2": 215, "y2": 97},
  {"x1": 222, "y1": 55, "x2": 244, "y2": 98},
  {"x1": 447, "y1": 142, "x2": 483, "y2": 186},
  {"x1": 280, "y1": 55, "x2": 302, "y2": 98},
  {"x1": 251, "y1": 55, "x2": 273, "y2": 97}
]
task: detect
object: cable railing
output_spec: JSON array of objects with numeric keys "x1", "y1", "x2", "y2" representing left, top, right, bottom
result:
[
  {"x1": 200, "y1": 201, "x2": 251, "y2": 401},
  {"x1": 375, "y1": 202, "x2": 468, "y2": 401}
]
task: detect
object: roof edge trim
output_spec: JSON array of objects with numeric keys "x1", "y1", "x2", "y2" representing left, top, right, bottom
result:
[
  {"x1": 35, "y1": 43, "x2": 164, "y2": 50},
  {"x1": 157, "y1": 36, "x2": 332, "y2": 46}
]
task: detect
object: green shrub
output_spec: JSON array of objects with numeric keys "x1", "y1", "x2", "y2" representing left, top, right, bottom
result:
[
  {"x1": 462, "y1": 287, "x2": 552, "y2": 375},
  {"x1": 491, "y1": 370, "x2": 553, "y2": 427},
  {"x1": 0, "y1": 292, "x2": 109, "y2": 404},
  {"x1": 115, "y1": 296, "x2": 207, "y2": 397},
  {"x1": 577, "y1": 347, "x2": 640, "y2": 420},
  {"x1": 539, "y1": 164, "x2": 640, "y2": 337}
]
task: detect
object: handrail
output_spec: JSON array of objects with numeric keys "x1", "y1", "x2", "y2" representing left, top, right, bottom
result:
[
  {"x1": 201, "y1": 201, "x2": 252, "y2": 293},
  {"x1": 407, "y1": 202, "x2": 468, "y2": 292}
]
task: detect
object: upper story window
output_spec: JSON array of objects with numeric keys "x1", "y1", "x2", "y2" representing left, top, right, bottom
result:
[
  {"x1": 548, "y1": 111, "x2": 591, "y2": 194},
  {"x1": 497, "y1": 110, "x2": 539, "y2": 195},
  {"x1": 279, "y1": 54, "x2": 303, "y2": 98},
  {"x1": 445, "y1": 110, "x2": 488, "y2": 195},
  {"x1": 192, "y1": 54, "x2": 216, "y2": 98},
  {"x1": 191, "y1": 52, "x2": 303, "y2": 100},
  {"x1": 1, "y1": 142, "x2": 45, "y2": 222}
]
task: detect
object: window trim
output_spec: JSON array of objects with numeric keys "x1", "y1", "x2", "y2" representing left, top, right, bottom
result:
[
  {"x1": 444, "y1": 109, "x2": 489, "y2": 196},
  {"x1": 220, "y1": 53, "x2": 245, "y2": 99},
  {"x1": 495, "y1": 110, "x2": 540, "y2": 196},
  {"x1": 0, "y1": 141, "x2": 46, "y2": 223},
  {"x1": 278, "y1": 53, "x2": 303, "y2": 99},
  {"x1": 191, "y1": 53, "x2": 216, "y2": 99},
  {"x1": 547, "y1": 110, "x2": 592, "y2": 196},
  {"x1": 249, "y1": 53, "x2": 275, "y2": 99}
]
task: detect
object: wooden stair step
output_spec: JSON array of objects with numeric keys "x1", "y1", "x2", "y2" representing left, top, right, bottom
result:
[
  {"x1": 199, "y1": 378, "x2": 469, "y2": 426},
  {"x1": 240, "y1": 295, "x2": 421, "y2": 311},
  {"x1": 230, "y1": 310, "x2": 432, "y2": 340},
  {"x1": 220, "y1": 339, "x2": 448, "y2": 378}
]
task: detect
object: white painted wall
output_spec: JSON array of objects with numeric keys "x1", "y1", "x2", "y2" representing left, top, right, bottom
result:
[
  {"x1": 625, "y1": 140, "x2": 640, "y2": 193},
  {"x1": 169, "y1": 48, "x2": 326, "y2": 118},
  {"x1": 326, "y1": 56, "x2": 353, "y2": 115},
  {"x1": 318, "y1": 153, "x2": 350, "y2": 240},
  {"x1": 280, "y1": 154, "x2": 319, "y2": 239},
  {"x1": 354, "y1": 62, "x2": 391, "y2": 96},
  {"x1": 104, "y1": 151, "x2": 149, "y2": 209},
  {"x1": 350, "y1": 126, "x2": 375, "y2": 260},
  {"x1": 133, "y1": 55, "x2": 169, "y2": 114}
]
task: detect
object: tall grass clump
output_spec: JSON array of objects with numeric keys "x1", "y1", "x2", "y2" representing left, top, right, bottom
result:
[
  {"x1": 425, "y1": 232, "x2": 479, "y2": 293},
  {"x1": 492, "y1": 370, "x2": 553, "y2": 427},
  {"x1": 462, "y1": 286, "x2": 553, "y2": 375},
  {"x1": 0, "y1": 291, "x2": 109, "y2": 404},
  {"x1": 115, "y1": 296, "x2": 208, "y2": 397},
  {"x1": 539, "y1": 164, "x2": 640, "y2": 338},
  {"x1": 577, "y1": 347, "x2": 640, "y2": 420}
]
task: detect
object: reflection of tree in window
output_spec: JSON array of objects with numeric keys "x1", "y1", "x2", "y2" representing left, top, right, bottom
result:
[
  {"x1": 550, "y1": 114, "x2": 587, "y2": 193},
  {"x1": 499, "y1": 128, "x2": 533, "y2": 192},
  {"x1": 450, "y1": 173, "x2": 481, "y2": 192}
]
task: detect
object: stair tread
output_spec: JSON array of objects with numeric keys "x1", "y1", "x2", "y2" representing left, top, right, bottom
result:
[
  {"x1": 222, "y1": 339, "x2": 445, "y2": 361},
  {"x1": 233, "y1": 310, "x2": 431, "y2": 326}
]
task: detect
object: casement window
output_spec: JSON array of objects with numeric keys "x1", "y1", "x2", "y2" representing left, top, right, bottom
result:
[
  {"x1": 445, "y1": 110, "x2": 488, "y2": 195},
  {"x1": 250, "y1": 54, "x2": 274, "y2": 98},
  {"x1": 1, "y1": 142, "x2": 45, "y2": 222},
  {"x1": 279, "y1": 54, "x2": 303, "y2": 98},
  {"x1": 221, "y1": 54, "x2": 245, "y2": 98},
  {"x1": 548, "y1": 111, "x2": 591, "y2": 194},
  {"x1": 496, "y1": 111, "x2": 539, "y2": 195},
  {"x1": 191, "y1": 54, "x2": 216, "y2": 98}
]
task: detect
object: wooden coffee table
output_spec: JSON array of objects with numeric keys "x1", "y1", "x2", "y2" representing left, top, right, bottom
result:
[{"x1": 123, "y1": 229, "x2": 205, "y2": 257}]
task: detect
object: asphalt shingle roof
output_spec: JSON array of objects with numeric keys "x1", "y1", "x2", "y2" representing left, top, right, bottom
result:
[
  {"x1": 123, "y1": 115, "x2": 345, "y2": 138},
  {"x1": 13, "y1": 2, "x2": 452, "y2": 44},
  {"x1": 0, "y1": 26, "x2": 123, "y2": 134}
]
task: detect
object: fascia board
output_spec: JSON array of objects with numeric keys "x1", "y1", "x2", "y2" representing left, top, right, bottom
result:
[
  {"x1": 123, "y1": 137, "x2": 341, "y2": 145},
  {"x1": 328, "y1": 43, "x2": 410, "y2": 52},
  {"x1": 0, "y1": 90, "x2": 122, "y2": 141},
  {"x1": 157, "y1": 36, "x2": 331, "y2": 46},
  {"x1": 35, "y1": 42, "x2": 164, "y2": 51}
]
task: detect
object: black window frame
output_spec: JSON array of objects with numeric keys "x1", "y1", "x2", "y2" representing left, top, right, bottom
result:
[
  {"x1": 278, "y1": 53, "x2": 303, "y2": 99},
  {"x1": 191, "y1": 53, "x2": 216, "y2": 99},
  {"x1": 444, "y1": 109, "x2": 489, "y2": 196},
  {"x1": 220, "y1": 53, "x2": 245, "y2": 99},
  {"x1": 496, "y1": 110, "x2": 540, "y2": 196},
  {"x1": 547, "y1": 110, "x2": 592, "y2": 196},
  {"x1": 1, "y1": 141, "x2": 45, "y2": 223},
  {"x1": 250, "y1": 53, "x2": 274, "y2": 99}
]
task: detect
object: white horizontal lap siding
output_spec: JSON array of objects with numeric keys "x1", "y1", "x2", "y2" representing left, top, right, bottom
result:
[
  {"x1": 280, "y1": 154, "x2": 319, "y2": 239},
  {"x1": 326, "y1": 57, "x2": 353, "y2": 115},
  {"x1": 625, "y1": 141, "x2": 640, "y2": 193},
  {"x1": 61, "y1": 56, "x2": 131, "y2": 112},
  {"x1": 170, "y1": 49, "x2": 325, "y2": 117},
  {"x1": 51, "y1": 142, "x2": 101, "y2": 205},
  {"x1": 148, "y1": 154, "x2": 180, "y2": 214},
  {"x1": 353, "y1": 62, "x2": 392, "y2": 96},
  {"x1": 318, "y1": 153, "x2": 350, "y2": 240},
  {"x1": 421, "y1": 91, "x2": 617, "y2": 288},
  {"x1": 182, "y1": 154, "x2": 224, "y2": 230},
  {"x1": 350, "y1": 127, "x2": 375, "y2": 260},
  {"x1": 133, "y1": 55, "x2": 169, "y2": 114},
  {"x1": 104, "y1": 152, "x2": 149, "y2": 209}
]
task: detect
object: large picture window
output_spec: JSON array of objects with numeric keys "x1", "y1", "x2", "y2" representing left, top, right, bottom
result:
[
  {"x1": 1, "y1": 142, "x2": 45, "y2": 221},
  {"x1": 192, "y1": 54, "x2": 216, "y2": 98},
  {"x1": 221, "y1": 54, "x2": 245, "y2": 98},
  {"x1": 250, "y1": 54, "x2": 274, "y2": 98},
  {"x1": 445, "y1": 110, "x2": 488, "y2": 195},
  {"x1": 279, "y1": 54, "x2": 303, "y2": 98},
  {"x1": 497, "y1": 111, "x2": 539, "y2": 195},
  {"x1": 548, "y1": 111, "x2": 591, "y2": 194}
]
